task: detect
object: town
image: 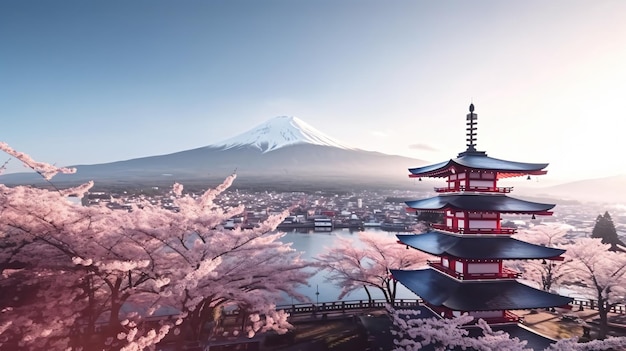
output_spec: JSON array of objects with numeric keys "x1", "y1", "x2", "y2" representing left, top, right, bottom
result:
[{"x1": 81, "y1": 185, "x2": 626, "y2": 240}]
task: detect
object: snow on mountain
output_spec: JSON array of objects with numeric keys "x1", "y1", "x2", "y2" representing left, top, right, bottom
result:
[{"x1": 212, "y1": 116, "x2": 354, "y2": 153}]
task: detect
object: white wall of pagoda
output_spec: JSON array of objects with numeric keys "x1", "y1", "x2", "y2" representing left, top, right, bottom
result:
[
  {"x1": 447, "y1": 171, "x2": 497, "y2": 191},
  {"x1": 444, "y1": 210, "x2": 502, "y2": 233},
  {"x1": 435, "y1": 257, "x2": 508, "y2": 279},
  {"x1": 467, "y1": 262, "x2": 499, "y2": 274}
]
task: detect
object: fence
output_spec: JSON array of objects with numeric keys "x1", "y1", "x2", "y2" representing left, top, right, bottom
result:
[
  {"x1": 272, "y1": 299, "x2": 422, "y2": 315},
  {"x1": 209, "y1": 298, "x2": 626, "y2": 321},
  {"x1": 572, "y1": 298, "x2": 626, "y2": 314},
  {"x1": 271, "y1": 298, "x2": 626, "y2": 316}
]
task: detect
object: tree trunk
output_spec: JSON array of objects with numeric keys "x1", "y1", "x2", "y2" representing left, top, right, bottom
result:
[
  {"x1": 108, "y1": 291, "x2": 122, "y2": 333},
  {"x1": 363, "y1": 285, "x2": 373, "y2": 304},
  {"x1": 597, "y1": 298, "x2": 609, "y2": 339},
  {"x1": 390, "y1": 279, "x2": 397, "y2": 306}
]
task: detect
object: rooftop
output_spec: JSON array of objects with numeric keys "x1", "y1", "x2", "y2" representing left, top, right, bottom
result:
[
  {"x1": 397, "y1": 231, "x2": 565, "y2": 260},
  {"x1": 391, "y1": 268, "x2": 573, "y2": 311},
  {"x1": 405, "y1": 194, "x2": 555, "y2": 214}
]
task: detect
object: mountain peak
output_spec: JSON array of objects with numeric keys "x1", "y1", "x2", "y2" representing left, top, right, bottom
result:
[{"x1": 212, "y1": 116, "x2": 354, "y2": 153}]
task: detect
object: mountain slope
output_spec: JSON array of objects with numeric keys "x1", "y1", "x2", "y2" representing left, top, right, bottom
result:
[
  {"x1": 536, "y1": 175, "x2": 626, "y2": 204},
  {"x1": 0, "y1": 117, "x2": 428, "y2": 190}
]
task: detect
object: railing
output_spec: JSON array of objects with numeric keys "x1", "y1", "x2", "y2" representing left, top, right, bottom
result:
[
  {"x1": 428, "y1": 261, "x2": 520, "y2": 280},
  {"x1": 430, "y1": 224, "x2": 517, "y2": 235},
  {"x1": 274, "y1": 299, "x2": 422, "y2": 315},
  {"x1": 572, "y1": 298, "x2": 626, "y2": 314},
  {"x1": 434, "y1": 186, "x2": 513, "y2": 193},
  {"x1": 149, "y1": 298, "x2": 625, "y2": 331}
]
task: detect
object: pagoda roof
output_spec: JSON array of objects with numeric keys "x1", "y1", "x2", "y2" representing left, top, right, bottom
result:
[
  {"x1": 390, "y1": 268, "x2": 573, "y2": 311},
  {"x1": 397, "y1": 232, "x2": 565, "y2": 259},
  {"x1": 405, "y1": 194, "x2": 554, "y2": 214},
  {"x1": 408, "y1": 152, "x2": 548, "y2": 179}
]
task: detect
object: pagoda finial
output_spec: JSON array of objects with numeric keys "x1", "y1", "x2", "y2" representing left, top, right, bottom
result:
[{"x1": 465, "y1": 103, "x2": 478, "y2": 152}]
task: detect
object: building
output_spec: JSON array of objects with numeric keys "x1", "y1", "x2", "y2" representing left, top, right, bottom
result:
[{"x1": 391, "y1": 104, "x2": 572, "y2": 325}]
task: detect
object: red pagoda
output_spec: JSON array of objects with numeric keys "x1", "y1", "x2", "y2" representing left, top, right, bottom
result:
[{"x1": 391, "y1": 104, "x2": 572, "y2": 324}]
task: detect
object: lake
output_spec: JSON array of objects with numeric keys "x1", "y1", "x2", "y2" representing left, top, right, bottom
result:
[{"x1": 278, "y1": 228, "x2": 417, "y2": 305}]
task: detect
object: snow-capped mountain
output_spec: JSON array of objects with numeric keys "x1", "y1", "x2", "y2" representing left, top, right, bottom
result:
[
  {"x1": 0, "y1": 116, "x2": 427, "y2": 190},
  {"x1": 213, "y1": 116, "x2": 354, "y2": 153}
]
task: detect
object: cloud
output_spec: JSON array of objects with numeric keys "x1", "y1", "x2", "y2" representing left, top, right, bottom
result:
[{"x1": 408, "y1": 143, "x2": 438, "y2": 152}]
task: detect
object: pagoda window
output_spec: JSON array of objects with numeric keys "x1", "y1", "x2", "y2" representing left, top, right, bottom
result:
[
  {"x1": 482, "y1": 172, "x2": 495, "y2": 179},
  {"x1": 442, "y1": 257, "x2": 449, "y2": 268},
  {"x1": 468, "y1": 179, "x2": 493, "y2": 187},
  {"x1": 467, "y1": 263, "x2": 499, "y2": 274},
  {"x1": 455, "y1": 261, "x2": 464, "y2": 274},
  {"x1": 458, "y1": 219, "x2": 465, "y2": 229},
  {"x1": 469, "y1": 172, "x2": 481, "y2": 179},
  {"x1": 469, "y1": 220, "x2": 497, "y2": 229},
  {"x1": 468, "y1": 212, "x2": 497, "y2": 219}
]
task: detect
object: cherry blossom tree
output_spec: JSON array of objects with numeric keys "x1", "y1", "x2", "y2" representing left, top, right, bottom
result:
[
  {"x1": 564, "y1": 238, "x2": 626, "y2": 339},
  {"x1": 511, "y1": 224, "x2": 574, "y2": 292},
  {"x1": 388, "y1": 305, "x2": 626, "y2": 351},
  {"x1": 0, "y1": 142, "x2": 312, "y2": 350},
  {"x1": 316, "y1": 231, "x2": 430, "y2": 304},
  {"x1": 131, "y1": 182, "x2": 312, "y2": 343}
]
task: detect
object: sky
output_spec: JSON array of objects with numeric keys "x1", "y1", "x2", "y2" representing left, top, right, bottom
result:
[{"x1": 2, "y1": 0, "x2": 626, "y2": 183}]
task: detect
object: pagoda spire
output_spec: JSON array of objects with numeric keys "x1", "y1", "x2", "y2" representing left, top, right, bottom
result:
[
  {"x1": 466, "y1": 103, "x2": 478, "y2": 152},
  {"x1": 458, "y1": 103, "x2": 487, "y2": 157}
]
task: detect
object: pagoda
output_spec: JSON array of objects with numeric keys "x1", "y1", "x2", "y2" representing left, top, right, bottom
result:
[{"x1": 391, "y1": 104, "x2": 572, "y2": 324}]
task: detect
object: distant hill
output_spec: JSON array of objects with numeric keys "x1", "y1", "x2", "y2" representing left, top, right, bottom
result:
[
  {"x1": 0, "y1": 116, "x2": 429, "y2": 192},
  {"x1": 533, "y1": 175, "x2": 626, "y2": 204}
]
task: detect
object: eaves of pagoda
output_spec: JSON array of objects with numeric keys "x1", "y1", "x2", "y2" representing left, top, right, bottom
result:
[
  {"x1": 408, "y1": 152, "x2": 549, "y2": 180},
  {"x1": 405, "y1": 194, "x2": 554, "y2": 215},
  {"x1": 390, "y1": 269, "x2": 573, "y2": 311},
  {"x1": 397, "y1": 232, "x2": 565, "y2": 260}
]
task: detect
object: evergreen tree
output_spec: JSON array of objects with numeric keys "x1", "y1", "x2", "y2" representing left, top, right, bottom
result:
[{"x1": 591, "y1": 211, "x2": 624, "y2": 250}]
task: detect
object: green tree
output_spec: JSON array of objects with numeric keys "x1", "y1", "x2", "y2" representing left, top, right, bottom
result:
[{"x1": 591, "y1": 211, "x2": 624, "y2": 251}]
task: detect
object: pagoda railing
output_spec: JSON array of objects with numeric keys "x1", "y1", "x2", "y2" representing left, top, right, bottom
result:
[
  {"x1": 434, "y1": 186, "x2": 513, "y2": 193},
  {"x1": 430, "y1": 224, "x2": 517, "y2": 235},
  {"x1": 428, "y1": 261, "x2": 521, "y2": 280}
]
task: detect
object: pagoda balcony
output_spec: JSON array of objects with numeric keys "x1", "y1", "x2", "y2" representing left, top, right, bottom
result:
[
  {"x1": 430, "y1": 223, "x2": 517, "y2": 235},
  {"x1": 428, "y1": 261, "x2": 521, "y2": 280},
  {"x1": 434, "y1": 186, "x2": 513, "y2": 193}
]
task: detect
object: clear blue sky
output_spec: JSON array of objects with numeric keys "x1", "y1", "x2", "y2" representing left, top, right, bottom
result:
[{"x1": 2, "y1": 0, "x2": 626, "y2": 182}]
